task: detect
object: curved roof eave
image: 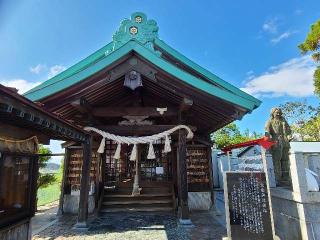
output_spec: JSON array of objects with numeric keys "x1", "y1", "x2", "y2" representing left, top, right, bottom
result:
[
  {"x1": 154, "y1": 38, "x2": 261, "y2": 107},
  {"x1": 24, "y1": 40, "x2": 259, "y2": 111}
]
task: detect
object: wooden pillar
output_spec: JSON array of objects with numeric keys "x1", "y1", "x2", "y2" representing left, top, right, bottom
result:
[
  {"x1": 177, "y1": 129, "x2": 190, "y2": 223},
  {"x1": 31, "y1": 155, "x2": 39, "y2": 215},
  {"x1": 100, "y1": 152, "x2": 106, "y2": 192},
  {"x1": 57, "y1": 148, "x2": 71, "y2": 215},
  {"x1": 207, "y1": 145, "x2": 215, "y2": 206},
  {"x1": 74, "y1": 135, "x2": 92, "y2": 229}
]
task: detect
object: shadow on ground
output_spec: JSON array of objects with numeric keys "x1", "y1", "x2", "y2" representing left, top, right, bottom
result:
[{"x1": 33, "y1": 211, "x2": 226, "y2": 240}]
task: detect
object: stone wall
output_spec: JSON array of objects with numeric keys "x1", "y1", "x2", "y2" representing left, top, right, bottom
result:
[
  {"x1": 271, "y1": 188, "x2": 320, "y2": 240},
  {"x1": 212, "y1": 149, "x2": 320, "y2": 240}
]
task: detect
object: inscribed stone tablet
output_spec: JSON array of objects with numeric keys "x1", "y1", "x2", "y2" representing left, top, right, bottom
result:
[{"x1": 224, "y1": 172, "x2": 273, "y2": 240}]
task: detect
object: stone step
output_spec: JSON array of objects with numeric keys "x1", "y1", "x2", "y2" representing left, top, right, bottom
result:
[
  {"x1": 104, "y1": 188, "x2": 172, "y2": 195},
  {"x1": 102, "y1": 199, "x2": 173, "y2": 205},
  {"x1": 101, "y1": 202, "x2": 173, "y2": 209},
  {"x1": 100, "y1": 206, "x2": 173, "y2": 213},
  {"x1": 104, "y1": 193, "x2": 173, "y2": 198}
]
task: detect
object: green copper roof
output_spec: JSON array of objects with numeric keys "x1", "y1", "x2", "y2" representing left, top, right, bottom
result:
[{"x1": 24, "y1": 12, "x2": 261, "y2": 111}]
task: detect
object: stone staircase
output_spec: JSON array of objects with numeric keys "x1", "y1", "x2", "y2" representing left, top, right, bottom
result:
[{"x1": 100, "y1": 185, "x2": 175, "y2": 213}]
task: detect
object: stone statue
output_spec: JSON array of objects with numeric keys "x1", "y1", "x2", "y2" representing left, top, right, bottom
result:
[{"x1": 265, "y1": 108, "x2": 292, "y2": 185}]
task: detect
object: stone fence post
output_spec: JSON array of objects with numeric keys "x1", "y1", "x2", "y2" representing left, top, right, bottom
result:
[
  {"x1": 261, "y1": 147, "x2": 276, "y2": 188},
  {"x1": 289, "y1": 151, "x2": 309, "y2": 202}
]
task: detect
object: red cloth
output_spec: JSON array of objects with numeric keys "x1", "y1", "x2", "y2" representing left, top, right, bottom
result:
[{"x1": 221, "y1": 136, "x2": 276, "y2": 152}]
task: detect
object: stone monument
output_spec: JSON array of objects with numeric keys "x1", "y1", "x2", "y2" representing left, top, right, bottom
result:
[
  {"x1": 224, "y1": 172, "x2": 273, "y2": 240},
  {"x1": 265, "y1": 108, "x2": 292, "y2": 185}
]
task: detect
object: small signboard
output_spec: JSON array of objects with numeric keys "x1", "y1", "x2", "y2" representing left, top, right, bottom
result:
[
  {"x1": 156, "y1": 167, "x2": 164, "y2": 175},
  {"x1": 224, "y1": 172, "x2": 273, "y2": 240}
]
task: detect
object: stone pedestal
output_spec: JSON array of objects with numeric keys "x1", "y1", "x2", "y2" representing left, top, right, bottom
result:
[
  {"x1": 188, "y1": 192, "x2": 212, "y2": 211},
  {"x1": 63, "y1": 194, "x2": 95, "y2": 214}
]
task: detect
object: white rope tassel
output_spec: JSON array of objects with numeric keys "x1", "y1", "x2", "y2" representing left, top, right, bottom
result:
[
  {"x1": 84, "y1": 125, "x2": 194, "y2": 155},
  {"x1": 164, "y1": 135, "x2": 171, "y2": 153},
  {"x1": 130, "y1": 144, "x2": 137, "y2": 161},
  {"x1": 147, "y1": 142, "x2": 156, "y2": 159},
  {"x1": 97, "y1": 137, "x2": 106, "y2": 153},
  {"x1": 186, "y1": 130, "x2": 194, "y2": 139},
  {"x1": 113, "y1": 143, "x2": 121, "y2": 159}
]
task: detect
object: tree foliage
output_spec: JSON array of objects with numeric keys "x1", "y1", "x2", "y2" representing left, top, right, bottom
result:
[
  {"x1": 212, "y1": 122, "x2": 262, "y2": 149},
  {"x1": 279, "y1": 100, "x2": 320, "y2": 141},
  {"x1": 298, "y1": 19, "x2": 320, "y2": 96},
  {"x1": 38, "y1": 145, "x2": 57, "y2": 189}
]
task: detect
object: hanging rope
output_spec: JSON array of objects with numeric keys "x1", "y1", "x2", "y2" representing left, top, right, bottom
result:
[{"x1": 84, "y1": 125, "x2": 194, "y2": 160}]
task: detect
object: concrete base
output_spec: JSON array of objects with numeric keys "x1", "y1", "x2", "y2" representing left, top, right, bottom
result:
[
  {"x1": 188, "y1": 192, "x2": 212, "y2": 211},
  {"x1": 63, "y1": 194, "x2": 95, "y2": 214},
  {"x1": 271, "y1": 187, "x2": 320, "y2": 240},
  {"x1": 72, "y1": 221, "x2": 89, "y2": 231},
  {"x1": 179, "y1": 219, "x2": 194, "y2": 226},
  {"x1": 213, "y1": 189, "x2": 226, "y2": 227}
]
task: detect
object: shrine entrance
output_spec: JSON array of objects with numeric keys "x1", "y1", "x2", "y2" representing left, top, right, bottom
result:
[
  {"x1": 104, "y1": 140, "x2": 173, "y2": 189},
  {"x1": 23, "y1": 12, "x2": 261, "y2": 226}
]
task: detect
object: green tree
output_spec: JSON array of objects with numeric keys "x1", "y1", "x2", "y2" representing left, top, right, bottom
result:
[
  {"x1": 38, "y1": 145, "x2": 56, "y2": 190},
  {"x1": 212, "y1": 122, "x2": 262, "y2": 149},
  {"x1": 298, "y1": 19, "x2": 320, "y2": 96},
  {"x1": 279, "y1": 100, "x2": 320, "y2": 141}
]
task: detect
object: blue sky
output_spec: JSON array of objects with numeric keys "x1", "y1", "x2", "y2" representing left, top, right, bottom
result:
[{"x1": 0, "y1": 1, "x2": 319, "y2": 161}]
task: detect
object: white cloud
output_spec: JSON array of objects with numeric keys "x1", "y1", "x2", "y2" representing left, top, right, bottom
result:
[
  {"x1": 30, "y1": 64, "x2": 47, "y2": 74},
  {"x1": 271, "y1": 31, "x2": 296, "y2": 44},
  {"x1": 294, "y1": 9, "x2": 302, "y2": 15},
  {"x1": 246, "y1": 70, "x2": 254, "y2": 76},
  {"x1": 241, "y1": 56, "x2": 316, "y2": 98},
  {"x1": 0, "y1": 79, "x2": 41, "y2": 94},
  {"x1": 262, "y1": 18, "x2": 278, "y2": 34},
  {"x1": 48, "y1": 65, "x2": 66, "y2": 78}
]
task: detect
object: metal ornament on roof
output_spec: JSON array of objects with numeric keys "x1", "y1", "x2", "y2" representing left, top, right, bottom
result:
[
  {"x1": 108, "y1": 12, "x2": 161, "y2": 56},
  {"x1": 124, "y1": 70, "x2": 142, "y2": 90}
]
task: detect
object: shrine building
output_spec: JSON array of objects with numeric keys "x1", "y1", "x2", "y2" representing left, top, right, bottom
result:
[{"x1": 24, "y1": 12, "x2": 261, "y2": 228}]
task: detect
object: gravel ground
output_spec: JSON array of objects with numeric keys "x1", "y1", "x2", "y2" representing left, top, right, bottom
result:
[{"x1": 32, "y1": 211, "x2": 226, "y2": 240}]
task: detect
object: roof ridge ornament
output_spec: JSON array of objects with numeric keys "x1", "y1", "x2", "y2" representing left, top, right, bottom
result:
[{"x1": 107, "y1": 12, "x2": 160, "y2": 55}]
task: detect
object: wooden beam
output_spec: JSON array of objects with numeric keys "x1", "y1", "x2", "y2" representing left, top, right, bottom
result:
[
  {"x1": 0, "y1": 123, "x2": 51, "y2": 144},
  {"x1": 179, "y1": 97, "x2": 193, "y2": 112},
  {"x1": 95, "y1": 125, "x2": 196, "y2": 136},
  {"x1": 92, "y1": 107, "x2": 177, "y2": 117},
  {"x1": 71, "y1": 97, "x2": 92, "y2": 114},
  {"x1": 75, "y1": 135, "x2": 92, "y2": 229}
]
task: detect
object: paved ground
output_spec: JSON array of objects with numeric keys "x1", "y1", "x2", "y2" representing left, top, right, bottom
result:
[
  {"x1": 31, "y1": 201, "x2": 59, "y2": 236},
  {"x1": 32, "y1": 210, "x2": 226, "y2": 240}
]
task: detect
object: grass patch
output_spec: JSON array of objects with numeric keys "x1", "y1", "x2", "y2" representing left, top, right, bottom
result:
[{"x1": 37, "y1": 173, "x2": 62, "y2": 206}]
